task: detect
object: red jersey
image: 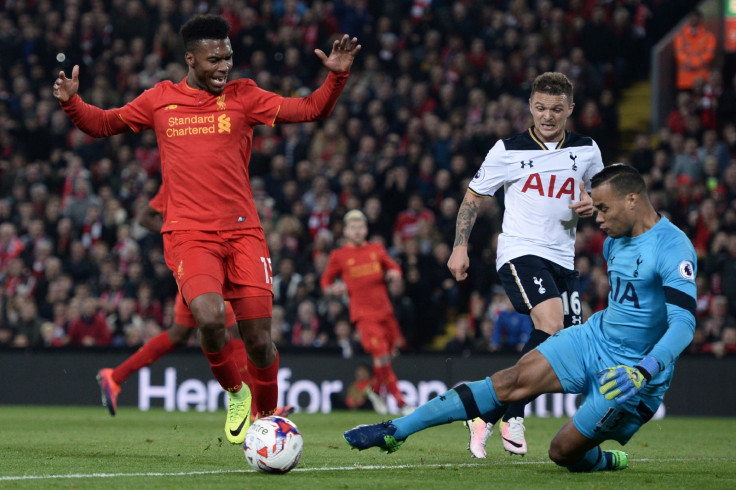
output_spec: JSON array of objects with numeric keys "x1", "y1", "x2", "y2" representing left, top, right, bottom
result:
[
  {"x1": 61, "y1": 72, "x2": 348, "y2": 232},
  {"x1": 320, "y1": 242, "x2": 401, "y2": 322}
]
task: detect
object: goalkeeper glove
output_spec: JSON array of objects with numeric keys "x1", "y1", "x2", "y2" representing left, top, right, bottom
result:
[{"x1": 598, "y1": 355, "x2": 660, "y2": 404}]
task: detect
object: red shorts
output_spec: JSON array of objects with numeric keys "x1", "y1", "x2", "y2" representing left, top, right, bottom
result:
[
  {"x1": 164, "y1": 229, "x2": 273, "y2": 321},
  {"x1": 355, "y1": 315, "x2": 403, "y2": 358},
  {"x1": 173, "y1": 293, "x2": 237, "y2": 327}
]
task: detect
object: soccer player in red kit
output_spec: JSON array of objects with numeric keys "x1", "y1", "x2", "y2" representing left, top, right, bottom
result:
[
  {"x1": 96, "y1": 186, "x2": 267, "y2": 419},
  {"x1": 321, "y1": 210, "x2": 414, "y2": 415},
  {"x1": 54, "y1": 14, "x2": 360, "y2": 443}
]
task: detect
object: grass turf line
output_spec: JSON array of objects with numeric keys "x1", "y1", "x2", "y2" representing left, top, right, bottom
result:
[{"x1": 1, "y1": 406, "x2": 735, "y2": 489}]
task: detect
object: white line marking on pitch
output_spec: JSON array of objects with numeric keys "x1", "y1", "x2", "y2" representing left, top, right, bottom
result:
[{"x1": 0, "y1": 458, "x2": 728, "y2": 481}]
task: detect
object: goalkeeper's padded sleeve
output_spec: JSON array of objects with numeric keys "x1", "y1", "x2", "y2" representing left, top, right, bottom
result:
[{"x1": 633, "y1": 355, "x2": 660, "y2": 382}]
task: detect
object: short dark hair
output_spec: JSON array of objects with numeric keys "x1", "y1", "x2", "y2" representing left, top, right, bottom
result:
[
  {"x1": 531, "y1": 72, "x2": 574, "y2": 103},
  {"x1": 591, "y1": 163, "x2": 646, "y2": 195},
  {"x1": 180, "y1": 14, "x2": 231, "y2": 52}
]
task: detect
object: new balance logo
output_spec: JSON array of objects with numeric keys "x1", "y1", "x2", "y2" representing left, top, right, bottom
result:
[{"x1": 520, "y1": 160, "x2": 533, "y2": 169}]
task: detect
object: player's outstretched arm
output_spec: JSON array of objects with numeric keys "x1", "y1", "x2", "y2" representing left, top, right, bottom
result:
[
  {"x1": 53, "y1": 65, "x2": 80, "y2": 103},
  {"x1": 275, "y1": 35, "x2": 360, "y2": 124},
  {"x1": 53, "y1": 63, "x2": 131, "y2": 137},
  {"x1": 314, "y1": 34, "x2": 362, "y2": 73}
]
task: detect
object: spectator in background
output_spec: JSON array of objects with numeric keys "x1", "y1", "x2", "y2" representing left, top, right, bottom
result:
[
  {"x1": 667, "y1": 91, "x2": 694, "y2": 135},
  {"x1": 393, "y1": 192, "x2": 436, "y2": 246},
  {"x1": 331, "y1": 318, "x2": 358, "y2": 359},
  {"x1": 10, "y1": 297, "x2": 44, "y2": 347},
  {"x1": 344, "y1": 363, "x2": 375, "y2": 411},
  {"x1": 698, "y1": 295, "x2": 734, "y2": 345},
  {"x1": 272, "y1": 257, "x2": 303, "y2": 310},
  {"x1": 703, "y1": 326, "x2": 736, "y2": 358},
  {"x1": 672, "y1": 137, "x2": 704, "y2": 183},
  {"x1": 489, "y1": 292, "x2": 533, "y2": 354},
  {"x1": 629, "y1": 133, "x2": 655, "y2": 175},
  {"x1": 290, "y1": 299, "x2": 325, "y2": 347},
  {"x1": 0, "y1": 1, "x2": 728, "y2": 367},
  {"x1": 67, "y1": 297, "x2": 111, "y2": 347},
  {"x1": 673, "y1": 9, "x2": 716, "y2": 92},
  {"x1": 0, "y1": 223, "x2": 25, "y2": 274},
  {"x1": 445, "y1": 316, "x2": 476, "y2": 357}
]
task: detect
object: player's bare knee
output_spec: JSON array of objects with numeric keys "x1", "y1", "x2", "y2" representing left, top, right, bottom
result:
[
  {"x1": 547, "y1": 440, "x2": 572, "y2": 466},
  {"x1": 246, "y1": 337, "x2": 273, "y2": 362}
]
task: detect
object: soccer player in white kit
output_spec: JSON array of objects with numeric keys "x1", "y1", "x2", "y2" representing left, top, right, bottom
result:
[{"x1": 447, "y1": 72, "x2": 604, "y2": 457}]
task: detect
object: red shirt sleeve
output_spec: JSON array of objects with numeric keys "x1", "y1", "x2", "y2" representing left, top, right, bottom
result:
[
  {"x1": 60, "y1": 94, "x2": 133, "y2": 137},
  {"x1": 378, "y1": 244, "x2": 402, "y2": 276},
  {"x1": 274, "y1": 71, "x2": 349, "y2": 124},
  {"x1": 320, "y1": 250, "x2": 342, "y2": 290}
]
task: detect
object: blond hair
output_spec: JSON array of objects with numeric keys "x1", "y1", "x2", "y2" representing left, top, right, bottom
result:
[{"x1": 343, "y1": 209, "x2": 367, "y2": 224}]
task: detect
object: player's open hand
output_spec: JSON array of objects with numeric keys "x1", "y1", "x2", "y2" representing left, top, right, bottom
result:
[
  {"x1": 598, "y1": 365, "x2": 646, "y2": 404},
  {"x1": 385, "y1": 269, "x2": 401, "y2": 283},
  {"x1": 53, "y1": 65, "x2": 80, "y2": 103},
  {"x1": 315, "y1": 34, "x2": 361, "y2": 73},
  {"x1": 569, "y1": 180, "x2": 594, "y2": 218},
  {"x1": 447, "y1": 247, "x2": 470, "y2": 282}
]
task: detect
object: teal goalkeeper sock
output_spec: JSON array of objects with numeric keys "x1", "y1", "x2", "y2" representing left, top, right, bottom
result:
[
  {"x1": 393, "y1": 378, "x2": 500, "y2": 440},
  {"x1": 564, "y1": 447, "x2": 608, "y2": 472}
]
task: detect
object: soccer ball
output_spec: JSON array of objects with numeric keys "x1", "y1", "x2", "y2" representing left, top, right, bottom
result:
[{"x1": 243, "y1": 416, "x2": 303, "y2": 474}]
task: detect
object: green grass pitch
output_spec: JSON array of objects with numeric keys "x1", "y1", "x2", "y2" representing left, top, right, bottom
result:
[{"x1": 1, "y1": 406, "x2": 735, "y2": 489}]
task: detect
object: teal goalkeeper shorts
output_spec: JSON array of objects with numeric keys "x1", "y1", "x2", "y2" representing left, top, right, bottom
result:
[{"x1": 536, "y1": 321, "x2": 664, "y2": 445}]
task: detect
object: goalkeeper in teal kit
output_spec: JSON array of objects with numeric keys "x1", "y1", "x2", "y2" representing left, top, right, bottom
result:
[{"x1": 345, "y1": 164, "x2": 697, "y2": 472}]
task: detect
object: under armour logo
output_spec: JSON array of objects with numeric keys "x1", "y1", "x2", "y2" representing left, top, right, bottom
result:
[
  {"x1": 533, "y1": 277, "x2": 546, "y2": 294},
  {"x1": 634, "y1": 256, "x2": 643, "y2": 277},
  {"x1": 520, "y1": 160, "x2": 534, "y2": 169},
  {"x1": 569, "y1": 152, "x2": 578, "y2": 171}
]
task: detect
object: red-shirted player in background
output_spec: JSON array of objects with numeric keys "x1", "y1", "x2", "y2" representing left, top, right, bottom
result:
[
  {"x1": 54, "y1": 14, "x2": 360, "y2": 443},
  {"x1": 96, "y1": 186, "x2": 292, "y2": 420},
  {"x1": 321, "y1": 210, "x2": 415, "y2": 415}
]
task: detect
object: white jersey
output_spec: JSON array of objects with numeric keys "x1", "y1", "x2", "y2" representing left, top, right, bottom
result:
[{"x1": 469, "y1": 129, "x2": 604, "y2": 271}]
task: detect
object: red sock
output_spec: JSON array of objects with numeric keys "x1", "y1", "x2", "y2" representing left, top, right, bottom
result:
[
  {"x1": 377, "y1": 364, "x2": 405, "y2": 407},
  {"x1": 233, "y1": 338, "x2": 257, "y2": 415},
  {"x1": 371, "y1": 366, "x2": 381, "y2": 394},
  {"x1": 202, "y1": 337, "x2": 242, "y2": 393},
  {"x1": 247, "y1": 351, "x2": 279, "y2": 416},
  {"x1": 112, "y1": 332, "x2": 176, "y2": 385}
]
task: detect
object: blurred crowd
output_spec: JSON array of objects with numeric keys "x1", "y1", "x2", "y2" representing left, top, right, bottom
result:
[{"x1": 1, "y1": 0, "x2": 734, "y2": 358}]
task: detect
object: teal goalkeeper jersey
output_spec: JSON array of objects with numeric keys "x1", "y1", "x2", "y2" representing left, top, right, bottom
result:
[{"x1": 593, "y1": 215, "x2": 697, "y2": 372}]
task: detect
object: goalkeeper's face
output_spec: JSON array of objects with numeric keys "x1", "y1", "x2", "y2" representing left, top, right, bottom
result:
[
  {"x1": 592, "y1": 182, "x2": 636, "y2": 238},
  {"x1": 528, "y1": 92, "x2": 574, "y2": 143},
  {"x1": 344, "y1": 219, "x2": 368, "y2": 245}
]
